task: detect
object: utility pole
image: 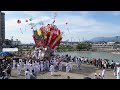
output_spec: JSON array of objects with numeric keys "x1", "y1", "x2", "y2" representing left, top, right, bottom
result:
[
  {"x1": 71, "y1": 37, "x2": 73, "y2": 45},
  {"x1": 78, "y1": 36, "x2": 80, "y2": 43},
  {"x1": 116, "y1": 36, "x2": 118, "y2": 42},
  {"x1": 83, "y1": 37, "x2": 84, "y2": 42},
  {"x1": 103, "y1": 37, "x2": 104, "y2": 42},
  {"x1": 79, "y1": 38, "x2": 80, "y2": 43}
]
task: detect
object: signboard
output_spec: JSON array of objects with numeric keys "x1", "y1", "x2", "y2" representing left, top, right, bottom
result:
[{"x1": 2, "y1": 48, "x2": 18, "y2": 52}]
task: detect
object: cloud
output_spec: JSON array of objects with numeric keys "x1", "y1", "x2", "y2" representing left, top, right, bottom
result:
[
  {"x1": 5, "y1": 16, "x2": 52, "y2": 31},
  {"x1": 5, "y1": 14, "x2": 53, "y2": 44},
  {"x1": 112, "y1": 11, "x2": 120, "y2": 16},
  {"x1": 79, "y1": 11, "x2": 89, "y2": 15},
  {"x1": 4, "y1": 11, "x2": 120, "y2": 43}
]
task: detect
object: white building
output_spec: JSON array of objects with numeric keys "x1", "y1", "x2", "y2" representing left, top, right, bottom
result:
[{"x1": 107, "y1": 42, "x2": 115, "y2": 45}]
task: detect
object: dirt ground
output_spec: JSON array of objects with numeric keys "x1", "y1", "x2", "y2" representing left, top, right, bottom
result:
[{"x1": 10, "y1": 63, "x2": 116, "y2": 79}]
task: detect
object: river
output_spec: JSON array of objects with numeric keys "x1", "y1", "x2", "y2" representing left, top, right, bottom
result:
[{"x1": 56, "y1": 51, "x2": 120, "y2": 62}]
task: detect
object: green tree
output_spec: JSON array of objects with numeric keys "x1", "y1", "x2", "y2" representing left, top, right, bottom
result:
[
  {"x1": 76, "y1": 43, "x2": 92, "y2": 50},
  {"x1": 56, "y1": 44, "x2": 73, "y2": 51}
]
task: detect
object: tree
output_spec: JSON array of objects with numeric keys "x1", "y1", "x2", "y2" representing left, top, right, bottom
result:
[
  {"x1": 56, "y1": 44, "x2": 73, "y2": 51},
  {"x1": 76, "y1": 43, "x2": 92, "y2": 50}
]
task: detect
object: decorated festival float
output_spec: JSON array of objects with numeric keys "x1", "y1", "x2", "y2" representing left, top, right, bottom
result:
[
  {"x1": 32, "y1": 24, "x2": 62, "y2": 60},
  {"x1": 17, "y1": 13, "x2": 63, "y2": 61}
]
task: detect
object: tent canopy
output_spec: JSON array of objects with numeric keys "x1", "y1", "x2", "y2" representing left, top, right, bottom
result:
[{"x1": 0, "y1": 52, "x2": 14, "y2": 57}]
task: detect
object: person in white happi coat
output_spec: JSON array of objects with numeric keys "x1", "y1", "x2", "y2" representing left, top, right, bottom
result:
[
  {"x1": 104, "y1": 62, "x2": 107, "y2": 69},
  {"x1": 17, "y1": 63, "x2": 21, "y2": 76},
  {"x1": 25, "y1": 69, "x2": 30, "y2": 79},
  {"x1": 32, "y1": 51, "x2": 35, "y2": 58},
  {"x1": 59, "y1": 61, "x2": 63, "y2": 71},
  {"x1": 94, "y1": 73, "x2": 98, "y2": 79},
  {"x1": 38, "y1": 50, "x2": 42, "y2": 59},
  {"x1": 76, "y1": 58, "x2": 79, "y2": 67},
  {"x1": 43, "y1": 61, "x2": 46, "y2": 71},
  {"x1": 33, "y1": 63, "x2": 38, "y2": 74},
  {"x1": 40, "y1": 61, "x2": 44, "y2": 71},
  {"x1": 33, "y1": 50, "x2": 37, "y2": 59},
  {"x1": 29, "y1": 64, "x2": 33, "y2": 73},
  {"x1": 81, "y1": 57, "x2": 84, "y2": 63},
  {"x1": 26, "y1": 60, "x2": 29, "y2": 66},
  {"x1": 84, "y1": 57, "x2": 87, "y2": 63},
  {"x1": 19, "y1": 59, "x2": 22, "y2": 65},
  {"x1": 116, "y1": 65, "x2": 120, "y2": 79},
  {"x1": 101, "y1": 67, "x2": 106, "y2": 79},
  {"x1": 98, "y1": 73, "x2": 102, "y2": 79},
  {"x1": 12, "y1": 60, "x2": 16, "y2": 69},
  {"x1": 41, "y1": 52, "x2": 45, "y2": 59},
  {"x1": 49, "y1": 64, "x2": 55, "y2": 75},
  {"x1": 19, "y1": 61, "x2": 22, "y2": 69},
  {"x1": 77, "y1": 59, "x2": 81, "y2": 70},
  {"x1": 46, "y1": 60, "x2": 49, "y2": 71},
  {"x1": 38, "y1": 63, "x2": 40, "y2": 72},
  {"x1": 36, "y1": 62, "x2": 40, "y2": 73},
  {"x1": 69, "y1": 62, "x2": 73, "y2": 71},
  {"x1": 27, "y1": 62, "x2": 30, "y2": 71},
  {"x1": 66, "y1": 62, "x2": 70, "y2": 73},
  {"x1": 75, "y1": 58, "x2": 78, "y2": 64},
  {"x1": 25, "y1": 61, "x2": 30, "y2": 71},
  {"x1": 53, "y1": 59, "x2": 57, "y2": 68},
  {"x1": 32, "y1": 63, "x2": 35, "y2": 72},
  {"x1": 24, "y1": 63, "x2": 27, "y2": 71}
]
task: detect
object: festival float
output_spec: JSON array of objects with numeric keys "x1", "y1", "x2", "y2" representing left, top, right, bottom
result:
[
  {"x1": 16, "y1": 13, "x2": 64, "y2": 60},
  {"x1": 32, "y1": 24, "x2": 62, "y2": 60}
]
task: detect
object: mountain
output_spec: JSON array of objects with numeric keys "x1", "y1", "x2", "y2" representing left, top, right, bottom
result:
[{"x1": 89, "y1": 36, "x2": 120, "y2": 42}]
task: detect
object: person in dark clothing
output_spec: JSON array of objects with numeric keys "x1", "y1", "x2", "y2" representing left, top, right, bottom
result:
[
  {"x1": 1, "y1": 71, "x2": 7, "y2": 79},
  {"x1": 94, "y1": 58, "x2": 96, "y2": 66},
  {"x1": 30, "y1": 71, "x2": 36, "y2": 79},
  {"x1": 96, "y1": 60, "x2": 99, "y2": 68},
  {"x1": 106, "y1": 61, "x2": 109, "y2": 69},
  {"x1": 111, "y1": 60, "x2": 114, "y2": 69},
  {"x1": 84, "y1": 77, "x2": 91, "y2": 79},
  {"x1": 67, "y1": 76, "x2": 70, "y2": 79},
  {"x1": 73, "y1": 57, "x2": 76, "y2": 62},
  {"x1": 0, "y1": 65, "x2": 3, "y2": 77},
  {"x1": 100, "y1": 60, "x2": 102, "y2": 69},
  {"x1": 31, "y1": 70, "x2": 36, "y2": 79},
  {"x1": 6, "y1": 65, "x2": 12, "y2": 78}
]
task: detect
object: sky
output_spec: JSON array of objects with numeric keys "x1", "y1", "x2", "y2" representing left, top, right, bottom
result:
[{"x1": 2, "y1": 11, "x2": 120, "y2": 44}]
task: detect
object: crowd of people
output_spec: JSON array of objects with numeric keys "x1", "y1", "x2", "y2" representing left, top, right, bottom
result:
[
  {"x1": 0, "y1": 54, "x2": 72, "y2": 79},
  {"x1": 69, "y1": 55, "x2": 120, "y2": 79},
  {"x1": 0, "y1": 58, "x2": 12, "y2": 79},
  {"x1": 0, "y1": 51, "x2": 120, "y2": 79}
]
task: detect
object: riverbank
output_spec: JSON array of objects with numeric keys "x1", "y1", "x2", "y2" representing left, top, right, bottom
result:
[
  {"x1": 56, "y1": 51, "x2": 120, "y2": 62},
  {"x1": 10, "y1": 63, "x2": 116, "y2": 79}
]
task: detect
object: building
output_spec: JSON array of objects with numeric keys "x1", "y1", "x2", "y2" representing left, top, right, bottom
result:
[
  {"x1": 0, "y1": 11, "x2": 5, "y2": 43},
  {"x1": 92, "y1": 42, "x2": 120, "y2": 52},
  {"x1": 107, "y1": 42, "x2": 115, "y2": 45},
  {"x1": 2, "y1": 38, "x2": 22, "y2": 48},
  {"x1": 12, "y1": 39, "x2": 21, "y2": 46},
  {"x1": 60, "y1": 41, "x2": 79, "y2": 46},
  {"x1": 0, "y1": 11, "x2": 5, "y2": 52}
]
